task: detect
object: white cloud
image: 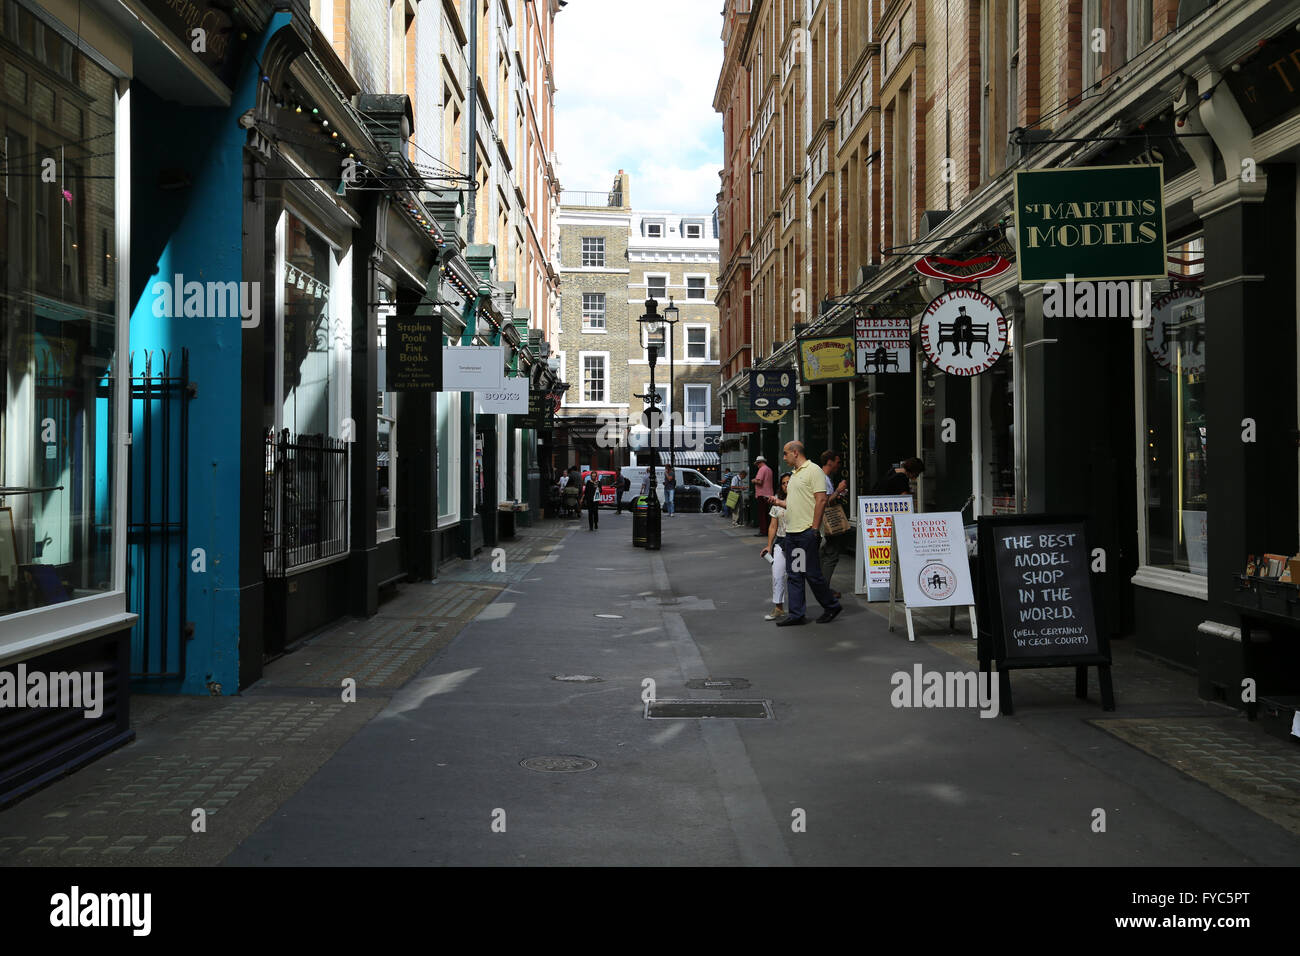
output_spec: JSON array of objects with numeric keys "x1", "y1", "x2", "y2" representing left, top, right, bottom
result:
[{"x1": 555, "y1": 0, "x2": 723, "y2": 213}]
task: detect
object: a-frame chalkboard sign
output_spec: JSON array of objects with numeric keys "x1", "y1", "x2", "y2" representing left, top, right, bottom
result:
[{"x1": 976, "y1": 514, "x2": 1114, "y2": 715}]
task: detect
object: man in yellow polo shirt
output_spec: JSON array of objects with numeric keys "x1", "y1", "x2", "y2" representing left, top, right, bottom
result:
[{"x1": 776, "y1": 441, "x2": 843, "y2": 626}]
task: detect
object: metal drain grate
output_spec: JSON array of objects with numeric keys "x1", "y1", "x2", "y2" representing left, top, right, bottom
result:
[
  {"x1": 645, "y1": 699, "x2": 773, "y2": 719},
  {"x1": 520, "y1": 755, "x2": 598, "y2": 772}
]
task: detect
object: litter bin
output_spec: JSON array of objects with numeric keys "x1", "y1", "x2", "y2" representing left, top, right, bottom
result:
[
  {"x1": 632, "y1": 496, "x2": 648, "y2": 548},
  {"x1": 498, "y1": 506, "x2": 516, "y2": 540},
  {"x1": 675, "y1": 486, "x2": 701, "y2": 514}
]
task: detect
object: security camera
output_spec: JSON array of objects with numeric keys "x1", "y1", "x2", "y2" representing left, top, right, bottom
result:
[{"x1": 238, "y1": 109, "x2": 256, "y2": 130}]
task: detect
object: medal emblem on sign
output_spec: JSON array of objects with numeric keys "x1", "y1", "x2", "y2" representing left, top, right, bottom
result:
[
  {"x1": 1145, "y1": 288, "x2": 1204, "y2": 375},
  {"x1": 919, "y1": 288, "x2": 1008, "y2": 375}
]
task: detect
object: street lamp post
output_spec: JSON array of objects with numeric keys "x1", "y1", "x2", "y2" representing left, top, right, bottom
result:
[
  {"x1": 637, "y1": 298, "x2": 666, "y2": 550},
  {"x1": 662, "y1": 296, "x2": 679, "y2": 476}
]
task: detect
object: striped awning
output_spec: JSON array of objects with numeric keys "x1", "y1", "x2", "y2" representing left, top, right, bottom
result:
[{"x1": 669, "y1": 451, "x2": 719, "y2": 467}]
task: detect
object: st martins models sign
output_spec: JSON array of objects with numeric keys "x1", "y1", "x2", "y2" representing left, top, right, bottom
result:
[{"x1": 1014, "y1": 165, "x2": 1167, "y2": 282}]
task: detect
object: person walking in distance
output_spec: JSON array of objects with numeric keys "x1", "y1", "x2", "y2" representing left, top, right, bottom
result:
[
  {"x1": 870, "y1": 457, "x2": 925, "y2": 497},
  {"x1": 759, "y1": 472, "x2": 792, "y2": 620},
  {"x1": 663, "y1": 465, "x2": 676, "y2": 517},
  {"x1": 776, "y1": 441, "x2": 843, "y2": 626},
  {"x1": 752, "y1": 456, "x2": 774, "y2": 538},
  {"x1": 819, "y1": 449, "x2": 850, "y2": 600},
  {"x1": 581, "y1": 470, "x2": 601, "y2": 531},
  {"x1": 616, "y1": 473, "x2": 630, "y2": 515},
  {"x1": 731, "y1": 470, "x2": 748, "y2": 526}
]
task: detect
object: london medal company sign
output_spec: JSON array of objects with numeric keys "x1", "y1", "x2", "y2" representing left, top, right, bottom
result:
[
  {"x1": 919, "y1": 288, "x2": 1007, "y2": 376},
  {"x1": 1014, "y1": 165, "x2": 1166, "y2": 283}
]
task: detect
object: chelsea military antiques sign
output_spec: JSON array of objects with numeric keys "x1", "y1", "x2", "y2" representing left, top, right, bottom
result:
[
  {"x1": 919, "y1": 288, "x2": 1007, "y2": 376},
  {"x1": 1014, "y1": 165, "x2": 1167, "y2": 283}
]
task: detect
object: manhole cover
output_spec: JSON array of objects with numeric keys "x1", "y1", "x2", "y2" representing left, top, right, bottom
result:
[
  {"x1": 520, "y1": 755, "x2": 598, "y2": 772},
  {"x1": 645, "y1": 699, "x2": 772, "y2": 719},
  {"x1": 552, "y1": 674, "x2": 603, "y2": 682},
  {"x1": 594, "y1": 613, "x2": 624, "y2": 619},
  {"x1": 685, "y1": 678, "x2": 752, "y2": 690}
]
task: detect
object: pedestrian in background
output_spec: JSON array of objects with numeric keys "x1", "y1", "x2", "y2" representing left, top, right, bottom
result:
[
  {"x1": 819, "y1": 450, "x2": 850, "y2": 600},
  {"x1": 616, "y1": 474, "x2": 631, "y2": 515},
  {"x1": 581, "y1": 471, "x2": 601, "y2": 531},
  {"x1": 759, "y1": 472, "x2": 792, "y2": 620},
  {"x1": 776, "y1": 441, "x2": 842, "y2": 626},
  {"x1": 721, "y1": 469, "x2": 735, "y2": 518},
  {"x1": 731, "y1": 470, "x2": 747, "y2": 526},
  {"x1": 663, "y1": 465, "x2": 676, "y2": 516},
  {"x1": 871, "y1": 457, "x2": 924, "y2": 496},
  {"x1": 752, "y1": 455, "x2": 774, "y2": 538}
]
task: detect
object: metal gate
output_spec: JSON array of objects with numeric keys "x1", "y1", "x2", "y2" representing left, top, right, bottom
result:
[{"x1": 127, "y1": 349, "x2": 192, "y2": 679}]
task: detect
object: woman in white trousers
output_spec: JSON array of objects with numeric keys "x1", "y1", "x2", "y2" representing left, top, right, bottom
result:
[{"x1": 759, "y1": 473, "x2": 792, "y2": 620}]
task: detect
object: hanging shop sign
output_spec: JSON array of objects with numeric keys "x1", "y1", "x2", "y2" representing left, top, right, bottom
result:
[
  {"x1": 749, "y1": 367, "x2": 797, "y2": 420},
  {"x1": 914, "y1": 255, "x2": 1012, "y2": 284},
  {"x1": 797, "y1": 336, "x2": 857, "y2": 383},
  {"x1": 475, "y1": 377, "x2": 528, "y2": 414},
  {"x1": 518, "y1": 387, "x2": 550, "y2": 429},
  {"x1": 1014, "y1": 165, "x2": 1166, "y2": 282},
  {"x1": 386, "y1": 314, "x2": 442, "y2": 391},
  {"x1": 919, "y1": 288, "x2": 1007, "y2": 376},
  {"x1": 855, "y1": 317, "x2": 912, "y2": 374},
  {"x1": 443, "y1": 345, "x2": 505, "y2": 391},
  {"x1": 1145, "y1": 288, "x2": 1205, "y2": 374}
]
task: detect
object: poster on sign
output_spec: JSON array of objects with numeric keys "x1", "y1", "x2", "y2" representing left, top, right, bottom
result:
[
  {"x1": 857, "y1": 495, "x2": 913, "y2": 601},
  {"x1": 893, "y1": 513, "x2": 976, "y2": 608},
  {"x1": 919, "y1": 289, "x2": 1007, "y2": 376},
  {"x1": 855, "y1": 317, "x2": 912, "y2": 374}
]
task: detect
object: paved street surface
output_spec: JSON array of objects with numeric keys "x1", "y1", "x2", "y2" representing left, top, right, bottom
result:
[{"x1": 4, "y1": 513, "x2": 1300, "y2": 866}]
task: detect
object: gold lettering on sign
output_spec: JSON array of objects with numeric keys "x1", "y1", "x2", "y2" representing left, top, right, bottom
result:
[{"x1": 1268, "y1": 57, "x2": 1295, "y2": 94}]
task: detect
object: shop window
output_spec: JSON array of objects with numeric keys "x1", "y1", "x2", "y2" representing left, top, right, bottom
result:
[
  {"x1": 1142, "y1": 237, "x2": 1207, "y2": 574},
  {"x1": 1, "y1": 10, "x2": 117, "y2": 621},
  {"x1": 281, "y1": 211, "x2": 341, "y2": 438},
  {"x1": 980, "y1": 351, "x2": 1017, "y2": 514},
  {"x1": 376, "y1": 285, "x2": 397, "y2": 537},
  {"x1": 437, "y1": 392, "x2": 458, "y2": 524}
]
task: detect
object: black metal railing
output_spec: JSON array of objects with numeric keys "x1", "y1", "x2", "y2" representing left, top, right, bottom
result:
[
  {"x1": 263, "y1": 430, "x2": 349, "y2": 576},
  {"x1": 127, "y1": 349, "x2": 191, "y2": 680}
]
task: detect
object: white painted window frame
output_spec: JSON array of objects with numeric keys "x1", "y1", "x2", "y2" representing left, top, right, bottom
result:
[
  {"x1": 579, "y1": 350, "x2": 609, "y2": 405},
  {"x1": 684, "y1": 384, "x2": 711, "y2": 425},
  {"x1": 0, "y1": 53, "x2": 135, "y2": 659},
  {"x1": 683, "y1": 272, "x2": 709, "y2": 301},
  {"x1": 438, "y1": 391, "x2": 461, "y2": 528},
  {"x1": 581, "y1": 291, "x2": 606, "y2": 332},
  {"x1": 683, "y1": 322, "x2": 711, "y2": 362}
]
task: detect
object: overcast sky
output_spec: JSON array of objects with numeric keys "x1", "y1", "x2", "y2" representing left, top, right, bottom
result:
[{"x1": 554, "y1": 1, "x2": 723, "y2": 214}]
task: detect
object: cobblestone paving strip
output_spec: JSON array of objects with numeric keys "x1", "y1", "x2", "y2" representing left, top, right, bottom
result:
[
  {"x1": 1091, "y1": 717, "x2": 1300, "y2": 837},
  {"x1": 0, "y1": 697, "x2": 384, "y2": 866},
  {"x1": 0, "y1": 522, "x2": 575, "y2": 865}
]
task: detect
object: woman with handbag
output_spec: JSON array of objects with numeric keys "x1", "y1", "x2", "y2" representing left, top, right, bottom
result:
[{"x1": 759, "y1": 473, "x2": 792, "y2": 620}]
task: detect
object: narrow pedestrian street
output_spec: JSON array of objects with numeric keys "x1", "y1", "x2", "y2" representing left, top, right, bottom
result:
[{"x1": 5, "y1": 513, "x2": 1297, "y2": 867}]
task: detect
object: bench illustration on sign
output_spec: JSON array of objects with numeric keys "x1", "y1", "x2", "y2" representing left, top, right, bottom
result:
[{"x1": 936, "y1": 307, "x2": 992, "y2": 358}]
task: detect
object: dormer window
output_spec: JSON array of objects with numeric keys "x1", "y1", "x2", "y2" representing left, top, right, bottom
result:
[
  {"x1": 646, "y1": 222, "x2": 662, "y2": 238},
  {"x1": 684, "y1": 222, "x2": 703, "y2": 239}
]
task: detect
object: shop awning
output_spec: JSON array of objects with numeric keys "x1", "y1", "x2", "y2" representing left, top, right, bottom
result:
[{"x1": 668, "y1": 451, "x2": 719, "y2": 467}]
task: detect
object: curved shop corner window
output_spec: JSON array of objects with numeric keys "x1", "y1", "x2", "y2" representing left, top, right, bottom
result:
[
  {"x1": 0, "y1": 5, "x2": 117, "y2": 617},
  {"x1": 1143, "y1": 236, "x2": 1207, "y2": 575},
  {"x1": 282, "y1": 212, "x2": 342, "y2": 438}
]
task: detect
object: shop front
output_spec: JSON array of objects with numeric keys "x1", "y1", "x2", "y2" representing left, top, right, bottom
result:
[{"x1": 0, "y1": 0, "x2": 136, "y2": 802}]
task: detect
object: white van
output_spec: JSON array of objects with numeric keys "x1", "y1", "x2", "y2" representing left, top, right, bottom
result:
[{"x1": 619, "y1": 466, "x2": 725, "y2": 513}]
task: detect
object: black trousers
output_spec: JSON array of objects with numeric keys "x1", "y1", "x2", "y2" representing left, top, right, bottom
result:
[{"x1": 587, "y1": 505, "x2": 599, "y2": 530}]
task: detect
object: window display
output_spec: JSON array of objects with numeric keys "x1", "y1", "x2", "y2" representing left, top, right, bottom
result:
[
  {"x1": 1143, "y1": 237, "x2": 1207, "y2": 574},
  {"x1": 0, "y1": 5, "x2": 117, "y2": 616}
]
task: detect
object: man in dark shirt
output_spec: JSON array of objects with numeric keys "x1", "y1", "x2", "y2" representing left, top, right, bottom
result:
[
  {"x1": 581, "y1": 472, "x2": 602, "y2": 531},
  {"x1": 871, "y1": 457, "x2": 924, "y2": 496}
]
